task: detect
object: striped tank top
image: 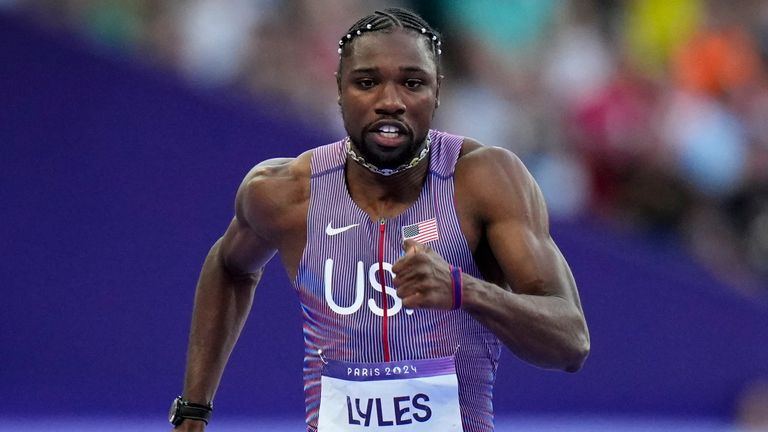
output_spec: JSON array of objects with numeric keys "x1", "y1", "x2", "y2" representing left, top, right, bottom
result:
[{"x1": 293, "y1": 130, "x2": 501, "y2": 431}]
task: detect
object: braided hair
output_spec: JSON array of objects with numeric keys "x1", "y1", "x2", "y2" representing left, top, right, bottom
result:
[{"x1": 336, "y1": 8, "x2": 442, "y2": 76}]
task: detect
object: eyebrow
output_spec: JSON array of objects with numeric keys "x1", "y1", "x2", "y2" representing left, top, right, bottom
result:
[{"x1": 349, "y1": 66, "x2": 430, "y2": 75}]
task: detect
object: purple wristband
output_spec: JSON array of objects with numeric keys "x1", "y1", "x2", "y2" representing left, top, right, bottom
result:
[{"x1": 450, "y1": 265, "x2": 462, "y2": 310}]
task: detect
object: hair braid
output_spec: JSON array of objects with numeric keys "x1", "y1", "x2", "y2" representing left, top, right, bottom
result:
[{"x1": 336, "y1": 7, "x2": 442, "y2": 74}]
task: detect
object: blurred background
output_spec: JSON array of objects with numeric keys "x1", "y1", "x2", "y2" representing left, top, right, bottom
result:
[{"x1": 2, "y1": 0, "x2": 768, "y2": 430}]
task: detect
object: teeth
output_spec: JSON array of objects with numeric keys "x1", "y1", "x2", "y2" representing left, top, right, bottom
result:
[{"x1": 379, "y1": 125, "x2": 398, "y2": 133}]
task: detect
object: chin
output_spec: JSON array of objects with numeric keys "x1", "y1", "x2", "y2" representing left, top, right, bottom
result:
[{"x1": 364, "y1": 145, "x2": 413, "y2": 169}]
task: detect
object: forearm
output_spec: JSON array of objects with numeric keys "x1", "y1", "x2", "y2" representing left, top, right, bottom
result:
[
  {"x1": 182, "y1": 239, "x2": 261, "y2": 404},
  {"x1": 462, "y1": 275, "x2": 589, "y2": 372}
]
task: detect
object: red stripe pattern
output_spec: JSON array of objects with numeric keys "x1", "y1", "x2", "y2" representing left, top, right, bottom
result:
[{"x1": 295, "y1": 130, "x2": 500, "y2": 432}]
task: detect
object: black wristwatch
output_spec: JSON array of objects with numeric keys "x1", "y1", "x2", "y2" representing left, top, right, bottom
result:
[{"x1": 168, "y1": 396, "x2": 213, "y2": 427}]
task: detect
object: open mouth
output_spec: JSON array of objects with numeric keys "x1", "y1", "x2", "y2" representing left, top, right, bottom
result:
[
  {"x1": 377, "y1": 125, "x2": 401, "y2": 139},
  {"x1": 368, "y1": 121, "x2": 409, "y2": 147}
]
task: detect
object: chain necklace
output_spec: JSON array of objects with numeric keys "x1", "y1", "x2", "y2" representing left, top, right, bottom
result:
[{"x1": 345, "y1": 136, "x2": 431, "y2": 176}]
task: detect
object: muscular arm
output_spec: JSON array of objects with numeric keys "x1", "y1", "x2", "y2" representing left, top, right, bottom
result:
[
  {"x1": 394, "y1": 146, "x2": 589, "y2": 372},
  {"x1": 175, "y1": 159, "x2": 291, "y2": 431},
  {"x1": 462, "y1": 147, "x2": 589, "y2": 371}
]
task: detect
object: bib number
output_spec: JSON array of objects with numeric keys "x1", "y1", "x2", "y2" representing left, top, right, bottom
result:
[{"x1": 318, "y1": 356, "x2": 462, "y2": 431}]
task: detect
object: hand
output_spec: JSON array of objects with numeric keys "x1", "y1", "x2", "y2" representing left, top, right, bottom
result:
[
  {"x1": 392, "y1": 239, "x2": 455, "y2": 310},
  {"x1": 171, "y1": 419, "x2": 206, "y2": 431}
]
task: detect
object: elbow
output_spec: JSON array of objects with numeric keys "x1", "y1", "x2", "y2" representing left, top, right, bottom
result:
[{"x1": 562, "y1": 332, "x2": 590, "y2": 373}]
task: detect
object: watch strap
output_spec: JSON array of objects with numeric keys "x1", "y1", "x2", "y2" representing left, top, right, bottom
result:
[{"x1": 171, "y1": 396, "x2": 213, "y2": 426}]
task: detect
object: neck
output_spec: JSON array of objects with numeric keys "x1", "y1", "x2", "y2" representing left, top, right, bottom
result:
[
  {"x1": 345, "y1": 136, "x2": 430, "y2": 176},
  {"x1": 345, "y1": 148, "x2": 430, "y2": 220}
]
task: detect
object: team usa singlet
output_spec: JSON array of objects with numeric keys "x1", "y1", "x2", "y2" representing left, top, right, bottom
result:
[{"x1": 293, "y1": 130, "x2": 501, "y2": 431}]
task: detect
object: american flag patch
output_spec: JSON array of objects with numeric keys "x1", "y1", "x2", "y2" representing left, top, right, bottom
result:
[{"x1": 402, "y1": 218, "x2": 439, "y2": 244}]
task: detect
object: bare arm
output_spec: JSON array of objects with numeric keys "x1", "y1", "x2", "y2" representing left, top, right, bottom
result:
[
  {"x1": 393, "y1": 146, "x2": 589, "y2": 372},
  {"x1": 175, "y1": 160, "x2": 289, "y2": 431}
]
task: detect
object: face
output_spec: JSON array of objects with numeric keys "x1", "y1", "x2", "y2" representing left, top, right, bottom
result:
[{"x1": 338, "y1": 29, "x2": 440, "y2": 169}]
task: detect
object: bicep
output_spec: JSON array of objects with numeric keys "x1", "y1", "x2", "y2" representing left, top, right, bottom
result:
[
  {"x1": 216, "y1": 164, "x2": 286, "y2": 276},
  {"x1": 486, "y1": 217, "x2": 576, "y2": 301},
  {"x1": 477, "y1": 150, "x2": 578, "y2": 301},
  {"x1": 218, "y1": 215, "x2": 277, "y2": 276}
]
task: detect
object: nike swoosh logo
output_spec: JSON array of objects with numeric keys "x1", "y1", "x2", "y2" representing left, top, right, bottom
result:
[{"x1": 325, "y1": 222, "x2": 360, "y2": 236}]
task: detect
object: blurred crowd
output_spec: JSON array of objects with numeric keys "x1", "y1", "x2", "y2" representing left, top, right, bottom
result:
[{"x1": 5, "y1": 0, "x2": 768, "y2": 295}]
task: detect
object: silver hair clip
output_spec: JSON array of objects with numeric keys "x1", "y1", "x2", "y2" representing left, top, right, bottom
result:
[{"x1": 337, "y1": 25, "x2": 442, "y2": 57}]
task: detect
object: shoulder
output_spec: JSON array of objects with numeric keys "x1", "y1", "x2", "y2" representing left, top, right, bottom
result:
[
  {"x1": 236, "y1": 150, "x2": 313, "y2": 233},
  {"x1": 241, "y1": 150, "x2": 312, "y2": 194},
  {"x1": 454, "y1": 137, "x2": 544, "y2": 224},
  {"x1": 456, "y1": 137, "x2": 533, "y2": 191}
]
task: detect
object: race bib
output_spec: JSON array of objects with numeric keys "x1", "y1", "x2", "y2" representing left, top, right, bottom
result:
[{"x1": 317, "y1": 356, "x2": 462, "y2": 431}]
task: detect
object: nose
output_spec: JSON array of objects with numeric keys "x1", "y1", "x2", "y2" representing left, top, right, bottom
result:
[{"x1": 375, "y1": 82, "x2": 406, "y2": 116}]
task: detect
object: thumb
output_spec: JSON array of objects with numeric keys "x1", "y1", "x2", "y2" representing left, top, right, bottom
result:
[{"x1": 402, "y1": 239, "x2": 422, "y2": 256}]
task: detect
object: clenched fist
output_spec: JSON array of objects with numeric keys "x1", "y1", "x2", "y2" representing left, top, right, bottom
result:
[{"x1": 392, "y1": 239, "x2": 459, "y2": 310}]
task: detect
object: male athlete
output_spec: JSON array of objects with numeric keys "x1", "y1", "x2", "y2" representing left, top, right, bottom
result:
[{"x1": 170, "y1": 8, "x2": 589, "y2": 432}]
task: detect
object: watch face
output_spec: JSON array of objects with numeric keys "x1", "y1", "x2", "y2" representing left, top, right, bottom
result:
[{"x1": 168, "y1": 397, "x2": 180, "y2": 424}]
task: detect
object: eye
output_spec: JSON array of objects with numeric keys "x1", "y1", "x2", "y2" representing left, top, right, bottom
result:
[
  {"x1": 404, "y1": 79, "x2": 423, "y2": 89},
  {"x1": 357, "y1": 79, "x2": 375, "y2": 89}
]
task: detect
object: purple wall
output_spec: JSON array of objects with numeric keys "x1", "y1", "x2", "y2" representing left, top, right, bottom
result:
[{"x1": 2, "y1": 13, "x2": 767, "y2": 421}]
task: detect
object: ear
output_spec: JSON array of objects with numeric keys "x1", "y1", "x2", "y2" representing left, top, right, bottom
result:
[
  {"x1": 435, "y1": 74, "x2": 443, "y2": 109},
  {"x1": 335, "y1": 71, "x2": 342, "y2": 103}
]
